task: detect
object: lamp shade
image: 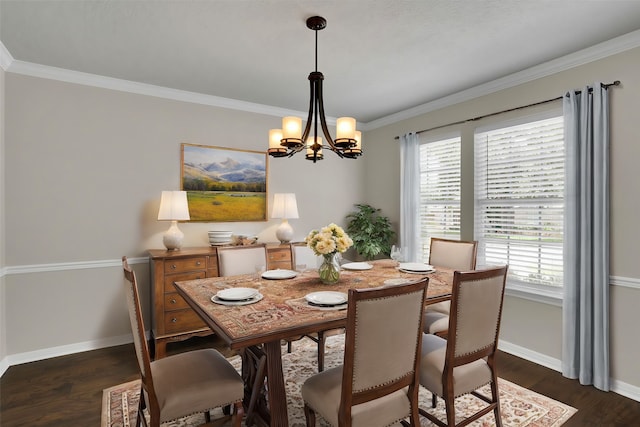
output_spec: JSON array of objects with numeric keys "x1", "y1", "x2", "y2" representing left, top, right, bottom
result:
[
  {"x1": 271, "y1": 193, "x2": 299, "y2": 219},
  {"x1": 157, "y1": 191, "x2": 190, "y2": 221}
]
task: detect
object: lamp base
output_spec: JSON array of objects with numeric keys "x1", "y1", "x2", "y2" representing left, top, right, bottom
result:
[
  {"x1": 275, "y1": 219, "x2": 294, "y2": 244},
  {"x1": 163, "y1": 221, "x2": 185, "y2": 250}
]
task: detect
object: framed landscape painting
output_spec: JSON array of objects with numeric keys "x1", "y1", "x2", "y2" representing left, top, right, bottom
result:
[{"x1": 180, "y1": 143, "x2": 268, "y2": 222}]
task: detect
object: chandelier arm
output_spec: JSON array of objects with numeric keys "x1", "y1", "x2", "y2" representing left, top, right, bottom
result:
[
  {"x1": 316, "y1": 78, "x2": 344, "y2": 157},
  {"x1": 301, "y1": 75, "x2": 316, "y2": 144}
]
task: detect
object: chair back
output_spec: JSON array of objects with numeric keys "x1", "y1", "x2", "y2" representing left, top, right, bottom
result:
[
  {"x1": 448, "y1": 266, "x2": 508, "y2": 363},
  {"x1": 217, "y1": 245, "x2": 268, "y2": 276},
  {"x1": 292, "y1": 242, "x2": 321, "y2": 269},
  {"x1": 428, "y1": 237, "x2": 477, "y2": 270},
  {"x1": 340, "y1": 279, "x2": 428, "y2": 418},
  {"x1": 122, "y1": 256, "x2": 155, "y2": 399}
]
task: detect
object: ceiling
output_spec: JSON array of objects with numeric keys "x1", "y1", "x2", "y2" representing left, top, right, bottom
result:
[{"x1": 2, "y1": 0, "x2": 640, "y2": 125}]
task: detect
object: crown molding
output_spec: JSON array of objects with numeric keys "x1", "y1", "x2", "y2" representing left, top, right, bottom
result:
[
  {"x1": 362, "y1": 29, "x2": 640, "y2": 130},
  {"x1": 5, "y1": 58, "x2": 311, "y2": 120},
  {"x1": 3, "y1": 29, "x2": 640, "y2": 130}
]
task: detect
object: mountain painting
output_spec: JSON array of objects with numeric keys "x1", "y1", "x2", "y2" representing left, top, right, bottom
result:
[{"x1": 181, "y1": 143, "x2": 268, "y2": 222}]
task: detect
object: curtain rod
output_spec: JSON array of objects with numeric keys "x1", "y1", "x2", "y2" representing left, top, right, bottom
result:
[{"x1": 393, "y1": 80, "x2": 620, "y2": 140}]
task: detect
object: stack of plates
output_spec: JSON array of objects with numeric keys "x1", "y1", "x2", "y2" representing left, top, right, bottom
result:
[
  {"x1": 397, "y1": 262, "x2": 435, "y2": 274},
  {"x1": 208, "y1": 230, "x2": 233, "y2": 245},
  {"x1": 211, "y1": 287, "x2": 263, "y2": 305},
  {"x1": 304, "y1": 291, "x2": 348, "y2": 307}
]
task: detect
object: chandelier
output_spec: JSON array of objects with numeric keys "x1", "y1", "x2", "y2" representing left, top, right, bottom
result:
[{"x1": 268, "y1": 16, "x2": 362, "y2": 163}]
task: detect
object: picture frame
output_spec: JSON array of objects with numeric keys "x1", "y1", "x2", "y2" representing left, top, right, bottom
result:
[{"x1": 180, "y1": 143, "x2": 268, "y2": 222}]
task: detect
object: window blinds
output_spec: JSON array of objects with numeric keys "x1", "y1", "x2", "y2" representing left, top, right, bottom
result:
[
  {"x1": 474, "y1": 116, "x2": 564, "y2": 287},
  {"x1": 419, "y1": 136, "x2": 461, "y2": 262}
]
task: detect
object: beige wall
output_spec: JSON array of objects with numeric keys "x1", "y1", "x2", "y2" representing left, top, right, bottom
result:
[
  {"x1": 3, "y1": 73, "x2": 364, "y2": 358},
  {"x1": 2, "y1": 44, "x2": 639, "y2": 398},
  {"x1": 364, "y1": 47, "x2": 640, "y2": 392},
  {"x1": 1, "y1": 62, "x2": 6, "y2": 368}
]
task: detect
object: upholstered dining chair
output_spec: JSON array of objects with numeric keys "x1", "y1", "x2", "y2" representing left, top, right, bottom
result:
[
  {"x1": 418, "y1": 266, "x2": 508, "y2": 427},
  {"x1": 423, "y1": 237, "x2": 478, "y2": 337},
  {"x1": 292, "y1": 242, "x2": 322, "y2": 269},
  {"x1": 122, "y1": 256, "x2": 244, "y2": 427},
  {"x1": 288, "y1": 242, "x2": 343, "y2": 372},
  {"x1": 217, "y1": 245, "x2": 268, "y2": 277},
  {"x1": 301, "y1": 278, "x2": 429, "y2": 427}
]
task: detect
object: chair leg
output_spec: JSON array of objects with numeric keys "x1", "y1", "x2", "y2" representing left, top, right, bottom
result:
[
  {"x1": 232, "y1": 401, "x2": 245, "y2": 427},
  {"x1": 431, "y1": 392, "x2": 437, "y2": 408},
  {"x1": 491, "y1": 379, "x2": 503, "y2": 427},
  {"x1": 287, "y1": 340, "x2": 292, "y2": 353},
  {"x1": 445, "y1": 397, "x2": 456, "y2": 427},
  {"x1": 304, "y1": 403, "x2": 316, "y2": 427},
  {"x1": 136, "y1": 385, "x2": 146, "y2": 427},
  {"x1": 204, "y1": 409, "x2": 211, "y2": 423},
  {"x1": 317, "y1": 331, "x2": 326, "y2": 372}
]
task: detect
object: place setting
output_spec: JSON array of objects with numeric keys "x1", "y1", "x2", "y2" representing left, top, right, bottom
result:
[
  {"x1": 260, "y1": 268, "x2": 299, "y2": 280},
  {"x1": 211, "y1": 287, "x2": 264, "y2": 306},
  {"x1": 303, "y1": 291, "x2": 348, "y2": 310},
  {"x1": 341, "y1": 261, "x2": 373, "y2": 271},
  {"x1": 397, "y1": 262, "x2": 436, "y2": 274}
]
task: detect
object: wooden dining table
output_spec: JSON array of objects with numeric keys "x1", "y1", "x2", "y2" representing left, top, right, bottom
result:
[{"x1": 174, "y1": 259, "x2": 454, "y2": 427}]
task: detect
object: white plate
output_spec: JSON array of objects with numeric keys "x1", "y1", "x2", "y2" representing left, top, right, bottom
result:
[
  {"x1": 305, "y1": 291, "x2": 348, "y2": 306},
  {"x1": 216, "y1": 287, "x2": 258, "y2": 301},
  {"x1": 398, "y1": 262, "x2": 434, "y2": 272},
  {"x1": 261, "y1": 269, "x2": 298, "y2": 280},
  {"x1": 211, "y1": 293, "x2": 263, "y2": 306},
  {"x1": 341, "y1": 262, "x2": 373, "y2": 271},
  {"x1": 398, "y1": 268, "x2": 435, "y2": 275}
]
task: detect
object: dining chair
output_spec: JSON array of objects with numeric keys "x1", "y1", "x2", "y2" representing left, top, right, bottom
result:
[
  {"x1": 217, "y1": 245, "x2": 268, "y2": 277},
  {"x1": 292, "y1": 242, "x2": 322, "y2": 269},
  {"x1": 122, "y1": 256, "x2": 244, "y2": 427},
  {"x1": 423, "y1": 237, "x2": 478, "y2": 337},
  {"x1": 418, "y1": 266, "x2": 508, "y2": 427},
  {"x1": 301, "y1": 278, "x2": 428, "y2": 427},
  {"x1": 288, "y1": 242, "x2": 343, "y2": 372}
]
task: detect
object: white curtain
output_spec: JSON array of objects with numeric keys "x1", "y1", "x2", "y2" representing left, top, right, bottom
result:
[
  {"x1": 562, "y1": 83, "x2": 610, "y2": 391},
  {"x1": 399, "y1": 132, "x2": 420, "y2": 262}
]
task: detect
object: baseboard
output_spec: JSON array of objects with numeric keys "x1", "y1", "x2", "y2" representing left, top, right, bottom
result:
[
  {"x1": 499, "y1": 339, "x2": 640, "y2": 402},
  {"x1": 498, "y1": 339, "x2": 562, "y2": 371},
  {"x1": 0, "y1": 356, "x2": 8, "y2": 377},
  {"x1": 4, "y1": 333, "x2": 133, "y2": 370}
]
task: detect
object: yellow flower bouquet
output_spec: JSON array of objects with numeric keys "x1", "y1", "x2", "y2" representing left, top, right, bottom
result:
[{"x1": 305, "y1": 223, "x2": 353, "y2": 284}]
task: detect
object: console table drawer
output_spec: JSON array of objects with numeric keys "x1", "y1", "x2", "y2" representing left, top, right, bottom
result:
[
  {"x1": 163, "y1": 309, "x2": 207, "y2": 333},
  {"x1": 163, "y1": 271, "x2": 205, "y2": 293},
  {"x1": 163, "y1": 293, "x2": 191, "y2": 311},
  {"x1": 164, "y1": 257, "x2": 207, "y2": 274}
]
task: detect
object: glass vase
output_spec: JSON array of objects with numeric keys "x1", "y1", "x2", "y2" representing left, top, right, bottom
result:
[{"x1": 318, "y1": 253, "x2": 341, "y2": 284}]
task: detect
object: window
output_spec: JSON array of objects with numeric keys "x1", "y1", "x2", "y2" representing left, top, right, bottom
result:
[
  {"x1": 419, "y1": 135, "x2": 461, "y2": 262},
  {"x1": 474, "y1": 114, "x2": 564, "y2": 290}
]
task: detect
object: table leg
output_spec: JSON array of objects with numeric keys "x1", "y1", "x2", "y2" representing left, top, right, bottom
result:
[{"x1": 263, "y1": 340, "x2": 288, "y2": 426}]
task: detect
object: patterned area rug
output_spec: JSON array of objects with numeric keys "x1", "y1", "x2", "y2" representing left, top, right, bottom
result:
[{"x1": 102, "y1": 336, "x2": 576, "y2": 427}]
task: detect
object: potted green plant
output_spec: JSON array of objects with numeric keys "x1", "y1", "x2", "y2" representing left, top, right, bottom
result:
[{"x1": 345, "y1": 204, "x2": 395, "y2": 260}]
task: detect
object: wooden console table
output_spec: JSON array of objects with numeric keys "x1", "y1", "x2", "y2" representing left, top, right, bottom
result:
[{"x1": 148, "y1": 243, "x2": 293, "y2": 358}]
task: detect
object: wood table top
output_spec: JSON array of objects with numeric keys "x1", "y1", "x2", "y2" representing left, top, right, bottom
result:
[{"x1": 174, "y1": 260, "x2": 454, "y2": 349}]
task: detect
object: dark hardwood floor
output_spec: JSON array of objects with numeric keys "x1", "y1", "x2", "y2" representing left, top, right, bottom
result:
[{"x1": 1, "y1": 336, "x2": 639, "y2": 426}]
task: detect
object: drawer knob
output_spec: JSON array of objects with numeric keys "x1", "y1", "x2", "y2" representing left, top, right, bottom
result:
[
  {"x1": 171, "y1": 318, "x2": 177, "y2": 323},
  {"x1": 196, "y1": 261, "x2": 201, "y2": 266},
  {"x1": 171, "y1": 264, "x2": 177, "y2": 270},
  {"x1": 170, "y1": 299, "x2": 177, "y2": 304}
]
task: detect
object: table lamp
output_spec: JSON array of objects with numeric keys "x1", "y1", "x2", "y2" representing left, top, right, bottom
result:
[
  {"x1": 157, "y1": 191, "x2": 190, "y2": 250},
  {"x1": 271, "y1": 193, "x2": 299, "y2": 243}
]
